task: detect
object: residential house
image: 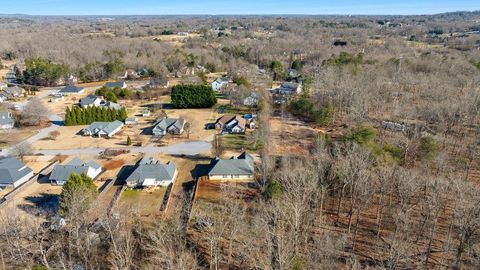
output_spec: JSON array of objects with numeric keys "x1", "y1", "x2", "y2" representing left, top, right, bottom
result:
[
  {"x1": 275, "y1": 82, "x2": 303, "y2": 96},
  {"x1": 243, "y1": 92, "x2": 259, "y2": 107},
  {"x1": 208, "y1": 152, "x2": 255, "y2": 181},
  {"x1": 50, "y1": 93, "x2": 64, "y2": 103},
  {"x1": 4, "y1": 86, "x2": 24, "y2": 97},
  {"x1": 211, "y1": 77, "x2": 228, "y2": 92},
  {"x1": 5, "y1": 69, "x2": 16, "y2": 83},
  {"x1": 59, "y1": 85, "x2": 85, "y2": 95},
  {"x1": 125, "y1": 157, "x2": 177, "y2": 188},
  {"x1": 122, "y1": 69, "x2": 139, "y2": 80},
  {"x1": 0, "y1": 112, "x2": 15, "y2": 129},
  {"x1": 105, "y1": 81, "x2": 127, "y2": 89},
  {"x1": 125, "y1": 117, "x2": 138, "y2": 125},
  {"x1": 177, "y1": 32, "x2": 189, "y2": 36},
  {"x1": 79, "y1": 95, "x2": 121, "y2": 110},
  {"x1": 81, "y1": 120, "x2": 124, "y2": 138},
  {"x1": 141, "y1": 109, "x2": 151, "y2": 117},
  {"x1": 215, "y1": 115, "x2": 246, "y2": 134},
  {"x1": 0, "y1": 93, "x2": 7, "y2": 103},
  {"x1": 0, "y1": 157, "x2": 34, "y2": 188},
  {"x1": 152, "y1": 117, "x2": 185, "y2": 136},
  {"x1": 50, "y1": 158, "x2": 102, "y2": 185}
]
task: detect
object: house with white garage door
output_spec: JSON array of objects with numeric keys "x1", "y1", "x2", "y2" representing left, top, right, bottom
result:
[
  {"x1": 50, "y1": 158, "x2": 102, "y2": 185},
  {"x1": 125, "y1": 157, "x2": 177, "y2": 188},
  {"x1": 0, "y1": 157, "x2": 34, "y2": 188}
]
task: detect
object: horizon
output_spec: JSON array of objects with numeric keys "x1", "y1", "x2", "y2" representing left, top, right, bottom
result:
[{"x1": 3, "y1": 0, "x2": 480, "y2": 16}]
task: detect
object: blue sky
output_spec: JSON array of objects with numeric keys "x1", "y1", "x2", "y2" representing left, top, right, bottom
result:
[{"x1": 2, "y1": 0, "x2": 480, "y2": 15}]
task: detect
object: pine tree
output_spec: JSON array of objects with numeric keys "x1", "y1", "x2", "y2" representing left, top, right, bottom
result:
[
  {"x1": 101, "y1": 107, "x2": 107, "y2": 121},
  {"x1": 65, "y1": 107, "x2": 71, "y2": 126},
  {"x1": 126, "y1": 136, "x2": 132, "y2": 146},
  {"x1": 71, "y1": 107, "x2": 78, "y2": 125},
  {"x1": 119, "y1": 107, "x2": 128, "y2": 121}
]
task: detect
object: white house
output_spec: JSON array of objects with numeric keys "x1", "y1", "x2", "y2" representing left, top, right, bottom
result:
[
  {"x1": 81, "y1": 120, "x2": 124, "y2": 138},
  {"x1": 0, "y1": 157, "x2": 34, "y2": 188},
  {"x1": 211, "y1": 77, "x2": 228, "y2": 92},
  {"x1": 0, "y1": 112, "x2": 15, "y2": 129},
  {"x1": 215, "y1": 115, "x2": 246, "y2": 134},
  {"x1": 50, "y1": 158, "x2": 102, "y2": 185},
  {"x1": 125, "y1": 157, "x2": 177, "y2": 188}
]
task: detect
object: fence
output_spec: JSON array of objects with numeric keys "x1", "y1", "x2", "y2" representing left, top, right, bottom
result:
[{"x1": 0, "y1": 160, "x2": 59, "y2": 208}]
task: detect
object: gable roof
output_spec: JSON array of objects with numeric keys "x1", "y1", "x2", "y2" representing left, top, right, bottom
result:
[
  {"x1": 79, "y1": 95, "x2": 101, "y2": 106},
  {"x1": 126, "y1": 157, "x2": 177, "y2": 184},
  {"x1": 84, "y1": 120, "x2": 123, "y2": 135},
  {"x1": 50, "y1": 158, "x2": 101, "y2": 182},
  {"x1": 3, "y1": 86, "x2": 24, "y2": 95},
  {"x1": 216, "y1": 115, "x2": 246, "y2": 130},
  {"x1": 153, "y1": 117, "x2": 185, "y2": 132},
  {"x1": 59, "y1": 85, "x2": 84, "y2": 93},
  {"x1": 209, "y1": 152, "x2": 254, "y2": 176},
  {"x1": 0, "y1": 112, "x2": 14, "y2": 126},
  {"x1": 105, "y1": 81, "x2": 126, "y2": 88},
  {"x1": 0, "y1": 157, "x2": 33, "y2": 185},
  {"x1": 79, "y1": 95, "x2": 121, "y2": 110}
]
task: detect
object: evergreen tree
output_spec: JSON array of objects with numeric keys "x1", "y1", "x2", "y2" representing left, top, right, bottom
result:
[
  {"x1": 59, "y1": 172, "x2": 98, "y2": 217},
  {"x1": 101, "y1": 107, "x2": 107, "y2": 121},
  {"x1": 119, "y1": 107, "x2": 128, "y2": 121},
  {"x1": 127, "y1": 136, "x2": 132, "y2": 146},
  {"x1": 65, "y1": 107, "x2": 72, "y2": 126}
]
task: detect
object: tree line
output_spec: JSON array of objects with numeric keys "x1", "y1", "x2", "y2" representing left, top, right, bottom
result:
[
  {"x1": 171, "y1": 84, "x2": 217, "y2": 108},
  {"x1": 64, "y1": 106, "x2": 127, "y2": 126}
]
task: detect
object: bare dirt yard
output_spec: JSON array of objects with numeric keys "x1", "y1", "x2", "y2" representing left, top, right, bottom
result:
[{"x1": 117, "y1": 188, "x2": 167, "y2": 219}]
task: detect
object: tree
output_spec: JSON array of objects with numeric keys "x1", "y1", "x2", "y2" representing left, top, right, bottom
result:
[
  {"x1": 22, "y1": 58, "x2": 69, "y2": 86},
  {"x1": 9, "y1": 142, "x2": 32, "y2": 162},
  {"x1": 59, "y1": 173, "x2": 98, "y2": 217},
  {"x1": 18, "y1": 97, "x2": 49, "y2": 126},
  {"x1": 291, "y1": 60, "x2": 302, "y2": 71},
  {"x1": 184, "y1": 122, "x2": 191, "y2": 139},
  {"x1": 171, "y1": 84, "x2": 217, "y2": 108},
  {"x1": 126, "y1": 136, "x2": 132, "y2": 146}
]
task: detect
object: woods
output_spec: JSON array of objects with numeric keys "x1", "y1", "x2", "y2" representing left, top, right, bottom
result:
[{"x1": 171, "y1": 84, "x2": 217, "y2": 108}]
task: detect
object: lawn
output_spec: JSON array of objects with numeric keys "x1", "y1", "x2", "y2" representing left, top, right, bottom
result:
[
  {"x1": 119, "y1": 188, "x2": 167, "y2": 218},
  {"x1": 221, "y1": 132, "x2": 262, "y2": 151}
]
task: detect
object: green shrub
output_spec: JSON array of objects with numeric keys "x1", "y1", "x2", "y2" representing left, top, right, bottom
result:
[
  {"x1": 344, "y1": 126, "x2": 376, "y2": 145},
  {"x1": 418, "y1": 135, "x2": 439, "y2": 161},
  {"x1": 171, "y1": 84, "x2": 217, "y2": 108},
  {"x1": 265, "y1": 180, "x2": 282, "y2": 199}
]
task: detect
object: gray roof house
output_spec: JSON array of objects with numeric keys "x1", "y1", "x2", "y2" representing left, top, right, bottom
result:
[
  {"x1": 3, "y1": 86, "x2": 24, "y2": 97},
  {"x1": 0, "y1": 111, "x2": 15, "y2": 129},
  {"x1": 59, "y1": 85, "x2": 85, "y2": 94},
  {"x1": 276, "y1": 82, "x2": 303, "y2": 96},
  {"x1": 81, "y1": 120, "x2": 124, "y2": 138},
  {"x1": 105, "y1": 81, "x2": 127, "y2": 89},
  {"x1": 79, "y1": 95, "x2": 121, "y2": 110},
  {"x1": 126, "y1": 157, "x2": 177, "y2": 188},
  {"x1": 0, "y1": 157, "x2": 34, "y2": 188},
  {"x1": 152, "y1": 117, "x2": 185, "y2": 136},
  {"x1": 208, "y1": 152, "x2": 255, "y2": 181},
  {"x1": 211, "y1": 77, "x2": 228, "y2": 92},
  {"x1": 50, "y1": 157, "x2": 102, "y2": 185},
  {"x1": 243, "y1": 92, "x2": 259, "y2": 107}
]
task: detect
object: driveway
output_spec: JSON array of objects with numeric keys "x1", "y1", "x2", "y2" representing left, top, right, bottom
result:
[{"x1": 32, "y1": 140, "x2": 212, "y2": 156}]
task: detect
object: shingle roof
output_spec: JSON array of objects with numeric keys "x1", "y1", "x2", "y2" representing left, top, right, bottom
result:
[
  {"x1": 59, "y1": 85, "x2": 84, "y2": 93},
  {"x1": 126, "y1": 157, "x2": 176, "y2": 185},
  {"x1": 0, "y1": 157, "x2": 33, "y2": 185},
  {"x1": 50, "y1": 158, "x2": 101, "y2": 182},
  {"x1": 79, "y1": 95, "x2": 100, "y2": 106},
  {"x1": 0, "y1": 112, "x2": 14, "y2": 126},
  {"x1": 105, "y1": 81, "x2": 126, "y2": 88},
  {"x1": 209, "y1": 152, "x2": 254, "y2": 176},
  {"x1": 84, "y1": 120, "x2": 123, "y2": 135},
  {"x1": 153, "y1": 117, "x2": 185, "y2": 132}
]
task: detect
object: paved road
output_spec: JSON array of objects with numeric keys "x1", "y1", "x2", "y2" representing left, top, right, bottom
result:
[{"x1": 33, "y1": 140, "x2": 212, "y2": 156}]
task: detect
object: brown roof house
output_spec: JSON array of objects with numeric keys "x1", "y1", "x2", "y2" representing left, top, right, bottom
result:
[{"x1": 215, "y1": 115, "x2": 246, "y2": 134}]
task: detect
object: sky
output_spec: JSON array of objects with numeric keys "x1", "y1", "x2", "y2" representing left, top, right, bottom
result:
[{"x1": 2, "y1": 0, "x2": 480, "y2": 16}]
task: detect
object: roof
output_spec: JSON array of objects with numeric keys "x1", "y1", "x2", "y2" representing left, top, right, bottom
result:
[
  {"x1": 50, "y1": 158, "x2": 101, "y2": 182},
  {"x1": 280, "y1": 82, "x2": 300, "y2": 90},
  {"x1": 84, "y1": 120, "x2": 123, "y2": 135},
  {"x1": 4, "y1": 86, "x2": 24, "y2": 94},
  {"x1": 209, "y1": 152, "x2": 254, "y2": 176},
  {"x1": 105, "y1": 81, "x2": 126, "y2": 88},
  {"x1": 79, "y1": 95, "x2": 101, "y2": 106},
  {"x1": 59, "y1": 85, "x2": 84, "y2": 93},
  {"x1": 216, "y1": 115, "x2": 246, "y2": 130},
  {"x1": 126, "y1": 157, "x2": 177, "y2": 184},
  {"x1": 0, "y1": 112, "x2": 14, "y2": 126},
  {"x1": 0, "y1": 157, "x2": 33, "y2": 185},
  {"x1": 153, "y1": 117, "x2": 185, "y2": 132}
]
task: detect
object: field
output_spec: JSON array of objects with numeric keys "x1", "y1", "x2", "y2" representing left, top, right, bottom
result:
[{"x1": 118, "y1": 188, "x2": 167, "y2": 219}]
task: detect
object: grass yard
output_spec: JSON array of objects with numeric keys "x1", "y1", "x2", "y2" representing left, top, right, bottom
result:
[
  {"x1": 119, "y1": 188, "x2": 167, "y2": 219},
  {"x1": 221, "y1": 132, "x2": 262, "y2": 151}
]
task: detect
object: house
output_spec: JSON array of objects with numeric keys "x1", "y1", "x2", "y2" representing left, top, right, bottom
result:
[
  {"x1": 152, "y1": 117, "x2": 185, "y2": 136},
  {"x1": 276, "y1": 82, "x2": 303, "y2": 96},
  {"x1": 105, "y1": 81, "x2": 127, "y2": 89},
  {"x1": 3, "y1": 86, "x2": 24, "y2": 97},
  {"x1": 50, "y1": 158, "x2": 102, "y2": 185},
  {"x1": 0, "y1": 93, "x2": 7, "y2": 103},
  {"x1": 0, "y1": 157, "x2": 34, "y2": 188},
  {"x1": 211, "y1": 77, "x2": 228, "y2": 92},
  {"x1": 215, "y1": 115, "x2": 246, "y2": 134},
  {"x1": 79, "y1": 95, "x2": 122, "y2": 110},
  {"x1": 5, "y1": 70, "x2": 16, "y2": 83},
  {"x1": 177, "y1": 32, "x2": 189, "y2": 36},
  {"x1": 50, "y1": 94, "x2": 64, "y2": 103},
  {"x1": 125, "y1": 157, "x2": 177, "y2": 188},
  {"x1": 208, "y1": 152, "x2": 255, "y2": 181},
  {"x1": 122, "y1": 69, "x2": 139, "y2": 80},
  {"x1": 81, "y1": 120, "x2": 124, "y2": 138},
  {"x1": 59, "y1": 85, "x2": 85, "y2": 95},
  {"x1": 141, "y1": 109, "x2": 151, "y2": 117},
  {"x1": 0, "y1": 112, "x2": 15, "y2": 129},
  {"x1": 125, "y1": 117, "x2": 138, "y2": 125},
  {"x1": 288, "y1": 69, "x2": 301, "y2": 79},
  {"x1": 243, "y1": 92, "x2": 259, "y2": 107}
]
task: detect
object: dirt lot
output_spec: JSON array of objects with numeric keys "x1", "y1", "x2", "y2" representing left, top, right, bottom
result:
[
  {"x1": 117, "y1": 188, "x2": 167, "y2": 219},
  {"x1": 148, "y1": 33, "x2": 201, "y2": 47},
  {"x1": 0, "y1": 127, "x2": 39, "y2": 148}
]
